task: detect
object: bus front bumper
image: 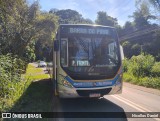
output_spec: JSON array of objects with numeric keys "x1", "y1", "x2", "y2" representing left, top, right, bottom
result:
[{"x1": 57, "y1": 83, "x2": 122, "y2": 98}]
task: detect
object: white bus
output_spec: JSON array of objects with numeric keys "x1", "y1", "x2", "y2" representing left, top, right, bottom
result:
[{"x1": 52, "y1": 24, "x2": 123, "y2": 98}]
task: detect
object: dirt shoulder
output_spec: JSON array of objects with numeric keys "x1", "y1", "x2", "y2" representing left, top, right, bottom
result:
[{"x1": 123, "y1": 82, "x2": 160, "y2": 96}]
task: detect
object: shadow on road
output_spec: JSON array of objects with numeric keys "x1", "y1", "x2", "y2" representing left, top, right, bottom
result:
[
  {"x1": 57, "y1": 97, "x2": 126, "y2": 112},
  {"x1": 10, "y1": 78, "x2": 54, "y2": 112},
  {"x1": 53, "y1": 97, "x2": 128, "y2": 121}
]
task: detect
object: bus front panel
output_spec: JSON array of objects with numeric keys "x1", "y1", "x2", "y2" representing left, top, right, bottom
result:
[{"x1": 55, "y1": 25, "x2": 123, "y2": 98}]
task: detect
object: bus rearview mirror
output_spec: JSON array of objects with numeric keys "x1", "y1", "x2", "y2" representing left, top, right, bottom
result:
[
  {"x1": 54, "y1": 40, "x2": 59, "y2": 51},
  {"x1": 120, "y1": 45, "x2": 124, "y2": 60}
]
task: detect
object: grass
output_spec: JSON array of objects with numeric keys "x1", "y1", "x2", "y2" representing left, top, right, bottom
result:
[
  {"x1": 23, "y1": 64, "x2": 50, "y2": 81},
  {"x1": 0, "y1": 63, "x2": 51, "y2": 115},
  {"x1": 10, "y1": 79, "x2": 53, "y2": 112},
  {"x1": 25, "y1": 64, "x2": 42, "y2": 74},
  {"x1": 26, "y1": 67, "x2": 43, "y2": 74},
  {"x1": 7, "y1": 64, "x2": 54, "y2": 121},
  {"x1": 27, "y1": 74, "x2": 50, "y2": 80}
]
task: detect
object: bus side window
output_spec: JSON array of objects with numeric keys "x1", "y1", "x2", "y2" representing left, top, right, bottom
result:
[{"x1": 61, "y1": 38, "x2": 68, "y2": 67}]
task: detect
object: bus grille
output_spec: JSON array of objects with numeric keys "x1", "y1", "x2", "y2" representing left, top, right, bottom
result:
[{"x1": 76, "y1": 88, "x2": 112, "y2": 97}]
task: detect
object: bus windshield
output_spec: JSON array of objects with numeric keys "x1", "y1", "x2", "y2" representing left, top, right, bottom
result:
[{"x1": 60, "y1": 30, "x2": 121, "y2": 80}]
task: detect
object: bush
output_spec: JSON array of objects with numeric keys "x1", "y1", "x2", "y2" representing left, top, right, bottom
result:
[
  {"x1": 140, "y1": 77, "x2": 160, "y2": 89},
  {"x1": 123, "y1": 53, "x2": 160, "y2": 89},
  {"x1": 122, "y1": 58, "x2": 129, "y2": 72},
  {"x1": 151, "y1": 62, "x2": 160, "y2": 77},
  {"x1": 129, "y1": 54, "x2": 155, "y2": 78},
  {"x1": 123, "y1": 73, "x2": 137, "y2": 83},
  {"x1": 0, "y1": 54, "x2": 27, "y2": 98}
]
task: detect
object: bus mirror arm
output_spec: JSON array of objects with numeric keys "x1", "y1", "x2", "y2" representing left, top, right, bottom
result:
[{"x1": 54, "y1": 40, "x2": 59, "y2": 51}]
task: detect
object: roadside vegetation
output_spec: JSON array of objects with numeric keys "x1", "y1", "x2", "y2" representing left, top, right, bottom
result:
[
  {"x1": 0, "y1": 54, "x2": 26, "y2": 111},
  {"x1": 0, "y1": 62, "x2": 50, "y2": 112},
  {"x1": 123, "y1": 53, "x2": 160, "y2": 89},
  {"x1": 9, "y1": 64, "x2": 52, "y2": 113}
]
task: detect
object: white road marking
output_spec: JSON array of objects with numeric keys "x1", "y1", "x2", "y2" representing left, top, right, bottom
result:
[
  {"x1": 113, "y1": 95, "x2": 152, "y2": 112},
  {"x1": 110, "y1": 95, "x2": 160, "y2": 121},
  {"x1": 111, "y1": 95, "x2": 148, "y2": 112}
]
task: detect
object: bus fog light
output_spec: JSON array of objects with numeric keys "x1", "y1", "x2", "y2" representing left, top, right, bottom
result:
[{"x1": 62, "y1": 80, "x2": 73, "y2": 88}]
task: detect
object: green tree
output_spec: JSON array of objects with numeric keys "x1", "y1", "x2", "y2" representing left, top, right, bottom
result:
[
  {"x1": 149, "y1": 0, "x2": 160, "y2": 10},
  {"x1": 0, "y1": 0, "x2": 39, "y2": 56},
  {"x1": 122, "y1": 41, "x2": 132, "y2": 58},
  {"x1": 119, "y1": 0, "x2": 160, "y2": 61},
  {"x1": 34, "y1": 12, "x2": 58, "y2": 61},
  {"x1": 131, "y1": 0, "x2": 156, "y2": 29},
  {"x1": 123, "y1": 21, "x2": 135, "y2": 34},
  {"x1": 115, "y1": 25, "x2": 123, "y2": 36},
  {"x1": 0, "y1": 0, "x2": 27, "y2": 54},
  {"x1": 51, "y1": 9, "x2": 93, "y2": 24},
  {"x1": 130, "y1": 54, "x2": 155, "y2": 78},
  {"x1": 95, "y1": 11, "x2": 117, "y2": 26},
  {"x1": 0, "y1": 0, "x2": 58, "y2": 59},
  {"x1": 23, "y1": 41, "x2": 36, "y2": 62},
  {"x1": 148, "y1": 0, "x2": 160, "y2": 32}
]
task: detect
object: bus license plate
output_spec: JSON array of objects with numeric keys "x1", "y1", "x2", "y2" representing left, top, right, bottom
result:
[{"x1": 89, "y1": 93, "x2": 100, "y2": 97}]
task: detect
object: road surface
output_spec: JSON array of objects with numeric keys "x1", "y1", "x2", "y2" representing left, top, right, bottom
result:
[{"x1": 52, "y1": 82, "x2": 160, "y2": 121}]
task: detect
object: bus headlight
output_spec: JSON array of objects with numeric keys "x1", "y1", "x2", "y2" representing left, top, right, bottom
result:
[
  {"x1": 62, "y1": 79, "x2": 73, "y2": 88},
  {"x1": 59, "y1": 74, "x2": 73, "y2": 88}
]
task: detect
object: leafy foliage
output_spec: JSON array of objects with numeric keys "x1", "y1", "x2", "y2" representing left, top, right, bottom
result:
[
  {"x1": 95, "y1": 11, "x2": 117, "y2": 26},
  {"x1": 23, "y1": 41, "x2": 36, "y2": 62},
  {"x1": 149, "y1": 0, "x2": 160, "y2": 10},
  {"x1": 0, "y1": 0, "x2": 37, "y2": 56},
  {"x1": 0, "y1": 0, "x2": 58, "y2": 59},
  {"x1": 151, "y1": 62, "x2": 160, "y2": 76},
  {"x1": 130, "y1": 54, "x2": 155, "y2": 78},
  {"x1": 34, "y1": 12, "x2": 58, "y2": 61},
  {"x1": 0, "y1": 54, "x2": 27, "y2": 99},
  {"x1": 51, "y1": 9, "x2": 93, "y2": 24},
  {"x1": 123, "y1": 73, "x2": 160, "y2": 89},
  {"x1": 122, "y1": 58, "x2": 129, "y2": 72},
  {"x1": 0, "y1": 63, "x2": 49, "y2": 112},
  {"x1": 121, "y1": 0, "x2": 160, "y2": 60},
  {"x1": 123, "y1": 21, "x2": 135, "y2": 34},
  {"x1": 123, "y1": 54, "x2": 160, "y2": 89},
  {"x1": 131, "y1": 0, "x2": 155, "y2": 29}
]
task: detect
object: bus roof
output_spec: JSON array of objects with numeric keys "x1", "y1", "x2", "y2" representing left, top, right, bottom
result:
[{"x1": 59, "y1": 24, "x2": 115, "y2": 29}]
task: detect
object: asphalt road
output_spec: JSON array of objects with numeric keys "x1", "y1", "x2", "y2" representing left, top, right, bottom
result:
[{"x1": 52, "y1": 83, "x2": 160, "y2": 121}]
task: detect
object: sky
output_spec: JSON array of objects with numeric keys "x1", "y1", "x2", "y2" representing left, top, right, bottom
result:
[{"x1": 28, "y1": 0, "x2": 137, "y2": 26}]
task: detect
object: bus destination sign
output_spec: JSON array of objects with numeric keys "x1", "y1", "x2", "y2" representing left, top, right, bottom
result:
[{"x1": 69, "y1": 28, "x2": 110, "y2": 35}]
